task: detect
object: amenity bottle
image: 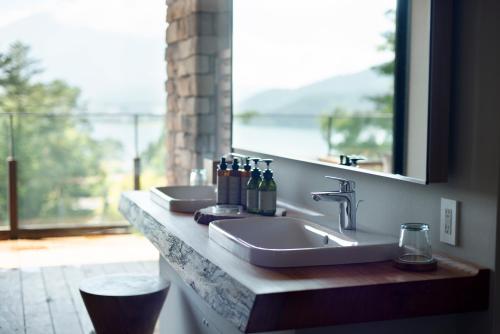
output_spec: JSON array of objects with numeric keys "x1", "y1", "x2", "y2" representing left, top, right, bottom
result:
[
  {"x1": 258, "y1": 159, "x2": 276, "y2": 216},
  {"x1": 240, "y1": 158, "x2": 251, "y2": 209},
  {"x1": 228, "y1": 158, "x2": 241, "y2": 205},
  {"x1": 216, "y1": 157, "x2": 229, "y2": 205},
  {"x1": 246, "y1": 158, "x2": 261, "y2": 213}
]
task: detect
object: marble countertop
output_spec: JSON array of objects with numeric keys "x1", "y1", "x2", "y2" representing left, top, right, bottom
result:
[{"x1": 119, "y1": 191, "x2": 489, "y2": 333}]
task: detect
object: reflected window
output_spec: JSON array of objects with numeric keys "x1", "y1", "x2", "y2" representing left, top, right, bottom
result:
[{"x1": 232, "y1": 0, "x2": 398, "y2": 173}]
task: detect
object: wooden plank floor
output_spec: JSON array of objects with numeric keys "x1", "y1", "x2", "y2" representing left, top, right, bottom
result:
[{"x1": 0, "y1": 235, "x2": 160, "y2": 334}]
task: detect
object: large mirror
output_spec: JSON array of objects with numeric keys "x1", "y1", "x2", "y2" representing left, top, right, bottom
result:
[{"x1": 231, "y1": 0, "x2": 452, "y2": 183}]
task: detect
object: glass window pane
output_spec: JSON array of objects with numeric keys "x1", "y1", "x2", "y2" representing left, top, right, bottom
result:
[
  {"x1": 0, "y1": 0, "x2": 166, "y2": 230},
  {"x1": 15, "y1": 114, "x2": 164, "y2": 229},
  {"x1": 138, "y1": 116, "x2": 167, "y2": 190}
]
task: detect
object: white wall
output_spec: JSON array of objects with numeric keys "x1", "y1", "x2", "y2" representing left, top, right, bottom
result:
[{"x1": 236, "y1": 0, "x2": 500, "y2": 332}]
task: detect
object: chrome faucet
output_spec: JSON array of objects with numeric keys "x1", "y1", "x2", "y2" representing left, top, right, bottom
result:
[{"x1": 311, "y1": 176, "x2": 357, "y2": 231}]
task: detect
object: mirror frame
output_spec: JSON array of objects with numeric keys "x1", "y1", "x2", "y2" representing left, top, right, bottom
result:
[
  {"x1": 424, "y1": 0, "x2": 453, "y2": 183},
  {"x1": 230, "y1": 0, "x2": 453, "y2": 184}
]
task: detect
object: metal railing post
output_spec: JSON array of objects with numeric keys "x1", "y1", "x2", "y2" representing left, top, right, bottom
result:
[
  {"x1": 7, "y1": 114, "x2": 18, "y2": 239},
  {"x1": 327, "y1": 115, "x2": 333, "y2": 155},
  {"x1": 133, "y1": 115, "x2": 141, "y2": 190},
  {"x1": 8, "y1": 158, "x2": 18, "y2": 239},
  {"x1": 134, "y1": 157, "x2": 141, "y2": 190}
]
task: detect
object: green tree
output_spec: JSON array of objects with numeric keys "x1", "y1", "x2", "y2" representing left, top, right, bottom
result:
[
  {"x1": 0, "y1": 42, "x2": 115, "y2": 223},
  {"x1": 234, "y1": 110, "x2": 261, "y2": 125},
  {"x1": 141, "y1": 131, "x2": 166, "y2": 174},
  {"x1": 319, "y1": 10, "x2": 395, "y2": 160},
  {"x1": 319, "y1": 108, "x2": 392, "y2": 157},
  {"x1": 369, "y1": 9, "x2": 396, "y2": 115}
]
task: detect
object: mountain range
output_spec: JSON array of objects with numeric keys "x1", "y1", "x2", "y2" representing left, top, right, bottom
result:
[{"x1": 235, "y1": 69, "x2": 392, "y2": 116}]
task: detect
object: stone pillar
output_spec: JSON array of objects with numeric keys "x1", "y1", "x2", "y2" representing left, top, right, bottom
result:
[{"x1": 165, "y1": 0, "x2": 231, "y2": 185}]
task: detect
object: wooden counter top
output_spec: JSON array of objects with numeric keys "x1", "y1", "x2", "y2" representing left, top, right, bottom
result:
[{"x1": 119, "y1": 191, "x2": 489, "y2": 333}]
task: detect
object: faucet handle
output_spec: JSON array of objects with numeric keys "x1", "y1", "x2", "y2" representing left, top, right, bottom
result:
[{"x1": 325, "y1": 176, "x2": 355, "y2": 192}]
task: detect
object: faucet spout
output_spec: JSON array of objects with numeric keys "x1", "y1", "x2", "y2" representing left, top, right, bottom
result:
[
  {"x1": 310, "y1": 177, "x2": 357, "y2": 230},
  {"x1": 312, "y1": 191, "x2": 349, "y2": 203}
]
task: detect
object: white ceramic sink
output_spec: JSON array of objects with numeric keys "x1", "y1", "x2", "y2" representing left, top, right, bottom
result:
[
  {"x1": 150, "y1": 185, "x2": 216, "y2": 213},
  {"x1": 209, "y1": 216, "x2": 397, "y2": 267}
]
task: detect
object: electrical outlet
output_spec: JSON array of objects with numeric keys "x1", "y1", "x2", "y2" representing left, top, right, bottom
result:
[{"x1": 440, "y1": 198, "x2": 458, "y2": 246}]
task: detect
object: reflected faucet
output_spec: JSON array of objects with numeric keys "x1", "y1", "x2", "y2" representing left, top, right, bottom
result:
[{"x1": 311, "y1": 176, "x2": 357, "y2": 231}]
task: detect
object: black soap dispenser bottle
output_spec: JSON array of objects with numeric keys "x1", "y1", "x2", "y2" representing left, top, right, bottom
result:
[
  {"x1": 258, "y1": 159, "x2": 276, "y2": 216},
  {"x1": 216, "y1": 157, "x2": 229, "y2": 205},
  {"x1": 228, "y1": 158, "x2": 241, "y2": 205},
  {"x1": 246, "y1": 158, "x2": 261, "y2": 213},
  {"x1": 240, "y1": 157, "x2": 252, "y2": 209}
]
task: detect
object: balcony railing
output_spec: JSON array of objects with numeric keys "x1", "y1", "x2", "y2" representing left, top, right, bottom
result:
[
  {"x1": 232, "y1": 112, "x2": 394, "y2": 167},
  {"x1": 0, "y1": 112, "x2": 165, "y2": 239}
]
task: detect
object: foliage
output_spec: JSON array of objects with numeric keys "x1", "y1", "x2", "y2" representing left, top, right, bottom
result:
[
  {"x1": 319, "y1": 108, "x2": 392, "y2": 157},
  {"x1": 319, "y1": 10, "x2": 395, "y2": 160},
  {"x1": 370, "y1": 9, "x2": 396, "y2": 115},
  {"x1": 141, "y1": 130, "x2": 166, "y2": 175},
  {"x1": 234, "y1": 110, "x2": 260, "y2": 125},
  {"x1": 0, "y1": 42, "x2": 117, "y2": 222}
]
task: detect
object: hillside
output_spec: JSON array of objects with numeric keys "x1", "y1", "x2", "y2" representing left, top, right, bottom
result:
[
  {"x1": 0, "y1": 13, "x2": 165, "y2": 114},
  {"x1": 235, "y1": 69, "x2": 392, "y2": 116}
]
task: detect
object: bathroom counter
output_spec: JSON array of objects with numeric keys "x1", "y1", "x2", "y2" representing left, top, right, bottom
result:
[{"x1": 119, "y1": 191, "x2": 489, "y2": 333}]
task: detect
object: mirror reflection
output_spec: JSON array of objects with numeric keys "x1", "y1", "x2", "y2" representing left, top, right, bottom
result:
[{"x1": 232, "y1": 0, "x2": 398, "y2": 174}]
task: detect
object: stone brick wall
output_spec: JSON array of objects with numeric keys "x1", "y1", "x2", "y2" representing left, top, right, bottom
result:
[{"x1": 165, "y1": 0, "x2": 231, "y2": 185}]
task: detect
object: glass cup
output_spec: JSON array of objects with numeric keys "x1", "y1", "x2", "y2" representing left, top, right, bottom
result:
[
  {"x1": 189, "y1": 169, "x2": 207, "y2": 186},
  {"x1": 397, "y1": 223, "x2": 433, "y2": 263}
]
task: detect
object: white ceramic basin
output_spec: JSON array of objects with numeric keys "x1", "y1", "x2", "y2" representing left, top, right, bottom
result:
[
  {"x1": 209, "y1": 216, "x2": 397, "y2": 267},
  {"x1": 150, "y1": 185, "x2": 216, "y2": 213}
]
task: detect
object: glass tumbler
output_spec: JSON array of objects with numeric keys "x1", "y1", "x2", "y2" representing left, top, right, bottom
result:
[
  {"x1": 189, "y1": 169, "x2": 207, "y2": 186},
  {"x1": 397, "y1": 223, "x2": 433, "y2": 263}
]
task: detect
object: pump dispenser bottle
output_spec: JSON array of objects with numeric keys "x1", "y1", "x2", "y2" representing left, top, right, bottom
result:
[
  {"x1": 258, "y1": 159, "x2": 276, "y2": 216},
  {"x1": 216, "y1": 157, "x2": 229, "y2": 205},
  {"x1": 228, "y1": 158, "x2": 241, "y2": 205},
  {"x1": 240, "y1": 157, "x2": 251, "y2": 208},
  {"x1": 246, "y1": 158, "x2": 261, "y2": 213}
]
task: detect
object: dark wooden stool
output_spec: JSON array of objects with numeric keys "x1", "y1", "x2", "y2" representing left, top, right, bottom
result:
[{"x1": 80, "y1": 274, "x2": 169, "y2": 334}]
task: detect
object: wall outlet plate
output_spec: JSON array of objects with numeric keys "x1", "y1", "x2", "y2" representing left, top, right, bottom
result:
[{"x1": 440, "y1": 198, "x2": 458, "y2": 246}]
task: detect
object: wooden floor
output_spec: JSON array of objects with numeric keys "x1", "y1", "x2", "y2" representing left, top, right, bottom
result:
[{"x1": 0, "y1": 235, "x2": 160, "y2": 334}]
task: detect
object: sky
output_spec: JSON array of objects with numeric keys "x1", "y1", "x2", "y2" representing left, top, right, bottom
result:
[
  {"x1": 0, "y1": 0, "x2": 166, "y2": 114},
  {"x1": 0, "y1": 0, "x2": 396, "y2": 113},
  {"x1": 0, "y1": 0, "x2": 162, "y2": 37},
  {"x1": 233, "y1": 0, "x2": 397, "y2": 103}
]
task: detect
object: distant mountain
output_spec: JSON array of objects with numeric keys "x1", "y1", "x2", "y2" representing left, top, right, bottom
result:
[
  {"x1": 0, "y1": 13, "x2": 165, "y2": 114},
  {"x1": 235, "y1": 69, "x2": 392, "y2": 116}
]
